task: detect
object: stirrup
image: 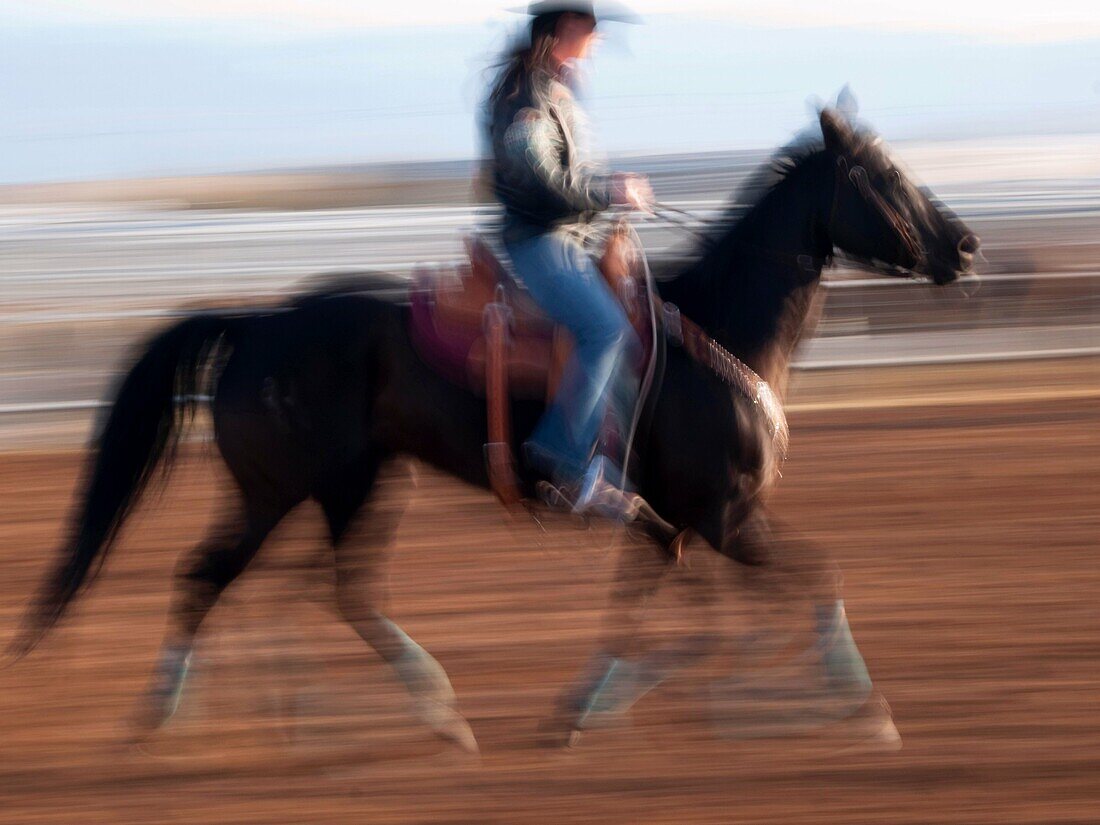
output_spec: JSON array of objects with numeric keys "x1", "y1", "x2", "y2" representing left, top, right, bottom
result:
[
  {"x1": 535, "y1": 479, "x2": 576, "y2": 511},
  {"x1": 532, "y1": 457, "x2": 641, "y2": 523},
  {"x1": 571, "y1": 456, "x2": 641, "y2": 521}
]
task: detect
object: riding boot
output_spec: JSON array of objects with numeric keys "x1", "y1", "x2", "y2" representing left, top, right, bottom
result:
[{"x1": 571, "y1": 455, "x2": 642, "y2": 521}]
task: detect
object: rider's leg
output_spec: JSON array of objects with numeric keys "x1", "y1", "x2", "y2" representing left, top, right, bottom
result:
[{"x1": 505, "y1": 230, "x2": 640, "y2": 484}]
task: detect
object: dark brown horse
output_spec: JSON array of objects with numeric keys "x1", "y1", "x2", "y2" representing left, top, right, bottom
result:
[{"x1": 13, "y1": 108, "x2": 977, "y2": 751}]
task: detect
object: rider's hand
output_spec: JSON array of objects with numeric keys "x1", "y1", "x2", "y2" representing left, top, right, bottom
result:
[{"x1": 612, "y1": 173, "x2": 655, "y2": 215}]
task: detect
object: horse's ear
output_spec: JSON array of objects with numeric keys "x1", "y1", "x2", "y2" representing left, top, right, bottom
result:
[
  {"x1": 820, "y1": 108, "x2": 854, "y2": 154},
  {"x1": 836, "y1": 84, "x2": 859, "y2": 121}
]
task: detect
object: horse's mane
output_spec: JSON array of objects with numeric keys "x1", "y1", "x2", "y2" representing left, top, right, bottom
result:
[
  {"x1": 659, "y1": 130, "x2": 823, "y2": 271},
  {"x1": 700, "y1": 131, "x2": 826, "y2": 253},
  {"x1": 647, "y1": 137, "x2": 824, "y2": 285},
  {"x1": 652, "y1": 129, "x2": 834, "y2": 352}
]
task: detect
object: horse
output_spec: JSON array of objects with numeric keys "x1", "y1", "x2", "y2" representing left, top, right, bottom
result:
[{"x1": 11, "y1": 107, "x2": 978, "y2": 752}]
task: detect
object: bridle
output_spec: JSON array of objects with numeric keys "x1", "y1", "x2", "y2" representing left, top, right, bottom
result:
[
  {"x1": 831, "y1": 155, "x2": 926, "y2": 271},
  {"x1": 652, "y1": 153, "x2": 926, "y2": 280},
  {"x1": 619, "y1": 154, "x2": 928, "y2": 475},
  {"x1": 648, "y1": 145, "x2": 928, "y2": 279}
]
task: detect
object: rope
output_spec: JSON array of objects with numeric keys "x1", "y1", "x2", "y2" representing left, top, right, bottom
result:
[{"x1": 617, "y1": 220, "x2": 663, "y2": 505}]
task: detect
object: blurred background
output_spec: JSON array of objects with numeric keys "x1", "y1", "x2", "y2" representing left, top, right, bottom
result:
[
  {"x1": 0, "y1": 2, "x2": 1098, "y2": 824},
  {"x1": 2, "y1": 0, "x2": 1099, "y2": 445}
]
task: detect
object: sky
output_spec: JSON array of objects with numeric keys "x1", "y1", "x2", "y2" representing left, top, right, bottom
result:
[
  {"x1": 7, "y1": 0, "x2": 1100, "y2": 41},
  {"x1": 2, "y1": 1, "x2": 1099, "y2": 182}
]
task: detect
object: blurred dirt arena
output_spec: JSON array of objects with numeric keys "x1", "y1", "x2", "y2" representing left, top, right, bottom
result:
[{"x1": 1, "y1": 357, "x2": 1097, "y2": 825}]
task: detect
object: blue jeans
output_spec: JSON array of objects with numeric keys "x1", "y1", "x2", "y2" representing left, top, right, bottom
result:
[{"x1": 505, "y1": 231, "x2": 640, "y2": 483}]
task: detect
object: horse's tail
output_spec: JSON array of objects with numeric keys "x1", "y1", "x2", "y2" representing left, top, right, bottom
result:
[{"x1": 8, "y1": 313, "x2": 232, "y2": 660}]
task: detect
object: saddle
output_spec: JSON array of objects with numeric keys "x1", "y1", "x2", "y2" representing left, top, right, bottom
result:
[{"x1": 409, "y1": 222, "x2": 649, "y2": 504}]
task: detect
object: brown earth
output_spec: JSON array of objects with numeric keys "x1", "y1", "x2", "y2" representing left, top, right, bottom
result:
[{"x1": 0, "y1": 362, "x2": 1098, "y2": 824}]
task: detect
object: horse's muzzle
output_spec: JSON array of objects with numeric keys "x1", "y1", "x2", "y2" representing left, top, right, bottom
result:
[
  {"x1": 956, "y1": 234, "x2": 980, "y2": 274},
  {"x1": 958, "y1": 233, "x2": 981, "y2": 256}
]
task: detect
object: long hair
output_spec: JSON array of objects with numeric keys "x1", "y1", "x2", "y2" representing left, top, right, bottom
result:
[{"x1": 487, "y1": 13, "x2": 564, "y2": 109}]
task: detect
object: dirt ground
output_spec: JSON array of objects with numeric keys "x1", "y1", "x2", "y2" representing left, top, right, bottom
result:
[{"x1": 0, "y1": 360, "x2": 1098, "y2": 824}]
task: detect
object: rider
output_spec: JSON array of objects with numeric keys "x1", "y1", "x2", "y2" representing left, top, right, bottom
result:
[{"x1": 485, "y1": 1, "x2": 654, "y2": 516}]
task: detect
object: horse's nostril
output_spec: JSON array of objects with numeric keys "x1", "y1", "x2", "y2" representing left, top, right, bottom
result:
[{"x1": 958, "y1": 234, "x2": 980, "y2": 255}]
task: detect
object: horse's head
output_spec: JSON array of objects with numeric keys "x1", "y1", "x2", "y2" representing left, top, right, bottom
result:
[{"x1": 819, "y1": 108, "x2": 979, "y2": 285}]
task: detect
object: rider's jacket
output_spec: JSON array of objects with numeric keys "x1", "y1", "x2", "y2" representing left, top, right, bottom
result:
[{"x1": 487, "y1": 66, "x2": 612, "y2": 244}]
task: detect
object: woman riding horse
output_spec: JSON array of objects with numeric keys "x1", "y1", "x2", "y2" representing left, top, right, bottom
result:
[
  {"x1": 486, "y1": 1, "x2": 654, "y2": 517},
  {"x1": 11, "y1": 77, "x2": 979, "y2": 748}
]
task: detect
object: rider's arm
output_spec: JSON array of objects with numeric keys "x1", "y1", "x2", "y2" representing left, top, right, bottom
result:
[{"x1": 502, "y1": 106, "x2": 613, "y2": 217}]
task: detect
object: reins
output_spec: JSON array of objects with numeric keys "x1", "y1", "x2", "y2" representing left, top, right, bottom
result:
[
  {"x1": 652, "y1": 150, "x2": 928, "y2": 278},
  {"x1": 649, "y1": 202, "x2": 826, "y2": 279},
  {"x1": 650, "y1": 202, "x2": 719, "y2": 247}
]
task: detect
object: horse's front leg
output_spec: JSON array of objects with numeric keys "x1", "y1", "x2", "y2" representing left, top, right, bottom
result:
[
  {"x1": 713, "y1": 509, "x2": 899, "y2": 747},
  {"x1": 724, "y1": 510, "x2": 872, "y2": 698},
  {"x1": 546, "y1": 526, "x2": 717, "y2": 743}
]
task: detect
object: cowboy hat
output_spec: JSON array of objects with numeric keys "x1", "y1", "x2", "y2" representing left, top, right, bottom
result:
[{"x1": 511, "y1": 1, "x2": 641, "y2": 24}]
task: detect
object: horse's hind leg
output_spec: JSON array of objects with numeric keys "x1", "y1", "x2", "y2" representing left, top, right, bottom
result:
[
  {"x1": 321, "y1": 459, "x2": 478, "y2": 754},
  {"x1": 135, "y1": 492, "x2": 294, "y2": 732}
]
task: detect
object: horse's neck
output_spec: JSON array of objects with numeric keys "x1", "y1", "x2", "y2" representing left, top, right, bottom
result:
[{"x1": 661, "y1": 155, "x2": 830, "y2": 390}]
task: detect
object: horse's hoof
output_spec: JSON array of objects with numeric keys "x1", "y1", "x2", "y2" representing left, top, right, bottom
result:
[
  {"x1": 129, "y1": 645, "x2": 192, "y2": 738},
  {"x1": 535, "y1": 715, "x2": 582, "y2": 749},
  {"x1": 434, "y1": 714, "x2": 480, "y2": 755},
  {"x1": 125, "y1": 709, "x2": 165, "y2": 744},
  {"x1": 834, "y1": 693, "x2": 902, "y2": 754},
  {"x1": 861, "y1": 713, "x2": 902, "y2": 752},
  {"x1": 414, "y1": 699, "x2": 479, "y2": 754},
  {"x1": 126, "y1": 691, "x2": 181, "y2": 740}
]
